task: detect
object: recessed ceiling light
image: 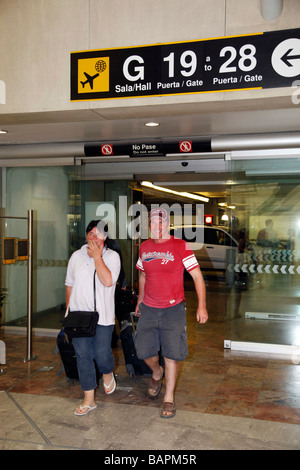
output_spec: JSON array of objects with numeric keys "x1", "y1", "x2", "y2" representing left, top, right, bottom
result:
[
  {"x1": 145, "y1": 122, "x2": 159, "y2": 127},
  {"x1": 0, "y1": 129, "x2": 7, "y2": 134}
]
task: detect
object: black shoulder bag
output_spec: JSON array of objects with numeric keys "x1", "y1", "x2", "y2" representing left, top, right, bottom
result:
[{"x1": 63, "y1": 270, "x2": 99, "y2": 340}]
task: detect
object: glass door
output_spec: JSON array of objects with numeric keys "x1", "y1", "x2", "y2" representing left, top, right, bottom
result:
[
  {"x1": 1, "y1": 165, "x2": 80, "y2": 330},
  {"x1": 226, "y1": 156, "x2": 300, "y2": 350}
]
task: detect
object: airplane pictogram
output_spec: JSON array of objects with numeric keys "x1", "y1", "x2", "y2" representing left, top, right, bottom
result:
[{"x1": 80, "y1": 72, "x2": 100, "y2": 90}]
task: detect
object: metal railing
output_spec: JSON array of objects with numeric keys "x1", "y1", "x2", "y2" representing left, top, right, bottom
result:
[{"x1": 0, "y1": 210, "x2": 36, "y2": 362}]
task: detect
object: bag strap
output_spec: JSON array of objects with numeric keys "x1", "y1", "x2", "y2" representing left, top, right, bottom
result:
[{"x1": 93, "y1": 269, "x2": 96, "y2": 311}]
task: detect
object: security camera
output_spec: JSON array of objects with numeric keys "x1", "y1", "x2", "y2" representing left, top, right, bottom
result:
[{"x1": 181, "y1": 162, "x2": 188, "y2": 167}]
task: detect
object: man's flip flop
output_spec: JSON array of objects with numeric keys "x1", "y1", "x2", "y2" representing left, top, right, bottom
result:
[
  {"x1": 74, "y1": 404, "x2": 97, "y2": 416},
  {"x1": 160, "y1": 402, "x2": 176, "y2": 418},
  {"x1": 103, "y1": 373, "x2": 116, "y2": 395}
]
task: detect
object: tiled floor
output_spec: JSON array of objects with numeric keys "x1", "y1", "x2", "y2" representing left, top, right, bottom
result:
[{"x1": 1, "y1": 279, "x2": 300, "y2": 450}]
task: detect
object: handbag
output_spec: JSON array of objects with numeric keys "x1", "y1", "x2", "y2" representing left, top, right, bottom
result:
[{"x1": 63, "y1": 270, "x2": 99, "y2": 340}]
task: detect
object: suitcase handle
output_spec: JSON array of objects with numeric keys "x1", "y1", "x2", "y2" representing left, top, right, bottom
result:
[{"x1": 130, "y1": 312, "x2": 136, "y2": 333}]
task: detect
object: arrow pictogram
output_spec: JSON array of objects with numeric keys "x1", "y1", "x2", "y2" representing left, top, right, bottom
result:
[{"x1": 281, "y1": 48, "x2": 300, "y2": 67}]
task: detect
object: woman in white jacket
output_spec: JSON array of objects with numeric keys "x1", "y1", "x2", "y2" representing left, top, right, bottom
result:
[{"x1": 65, "y1": 220, "x2": 121, "y2": 416}]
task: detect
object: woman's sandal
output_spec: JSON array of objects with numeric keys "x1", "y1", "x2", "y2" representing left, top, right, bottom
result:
[
  {"x1": 74, "y1": 404, "x2": 97, "y2": 416},
  {"x1": 160, "y1": 402, "x2": 176, "y2": 419},
  {"x1": 103, "y1": 373, "x2": 116, "y2": 395}
]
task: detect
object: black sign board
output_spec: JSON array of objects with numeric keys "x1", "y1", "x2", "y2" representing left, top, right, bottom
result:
[
  {"x1": 71, "y1": 28, "x2": 300, "y2": 101},
  {"x1": 84, "y1": 138, "x2": 211, "y2": 157}
]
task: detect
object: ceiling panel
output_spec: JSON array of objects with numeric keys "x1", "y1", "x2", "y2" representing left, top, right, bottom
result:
[
  {"x1": 0, "y1": 94, "x2": 299, "y2": 201},
  {"x1": 0, "y1": 98, "x2": 299, "y2": 147}
]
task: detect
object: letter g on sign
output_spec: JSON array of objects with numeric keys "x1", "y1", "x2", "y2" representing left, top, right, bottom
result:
[{"x1": 123, "y1": 55, "x2": 145, "y2": 81}]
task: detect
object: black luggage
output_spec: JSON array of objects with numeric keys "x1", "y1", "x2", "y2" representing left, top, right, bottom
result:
[
  {"x1": 115, "y1": 287, "x2": 137, "y2": 326},
  {"x1": 116, "y1": 287, "x2": 152, "y2": 377},
  {"x1": 120, "y1": 313, "x2": 152, "y2": 377},
  {"x1": 56, "y1": 330, "x2": 79, "y2": 380}
]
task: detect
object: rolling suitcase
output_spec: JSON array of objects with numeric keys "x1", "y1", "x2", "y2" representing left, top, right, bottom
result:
[
  {"x1": 120, "y1": 313, "x2": 152, "y2": 377},
  {"x1": 115, "y1": 287, "x2": 138, "y2": 326},
  {"x1": 56, "y1": 330, "x2": 79, "y2": 381}
]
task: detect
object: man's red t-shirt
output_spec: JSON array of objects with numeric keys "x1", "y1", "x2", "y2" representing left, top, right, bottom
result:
[{"x1": 136, "y1": 235, "x2": 199, "y2": 308}]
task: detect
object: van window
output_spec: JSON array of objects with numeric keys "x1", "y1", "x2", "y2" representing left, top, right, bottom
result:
[
  {"x1": 204, "y1": 228, "x2": 218, "y2": 244},
  {"x1": 216, "y1": 230, "x2": 236, "y2": 247},
  {"x1": 205, "y1": 228, "x2": 236, "y2": 246}
]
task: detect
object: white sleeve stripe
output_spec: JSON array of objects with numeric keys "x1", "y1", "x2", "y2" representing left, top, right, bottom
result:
[
  {"x1": 183, "y1": 254, "x2": 196, "y2": 262},
  {"x1": 136, "y1": 258, "x2": 144, "y2": 271},
  {"x1": 183, "y1": 254, "x2": 199, "y2": 271},
  {"x1": 186, "y1": 262, "x2": 198, "y2": 271}
]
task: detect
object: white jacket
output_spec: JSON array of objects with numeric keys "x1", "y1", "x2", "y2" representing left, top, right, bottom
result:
[{"x1": 65, "y1": 244, "x2": 121, "y2": 326}]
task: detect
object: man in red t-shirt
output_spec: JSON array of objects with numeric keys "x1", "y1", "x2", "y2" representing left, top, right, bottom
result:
[{"x1": 135, "y1": 208, "x2": 208, "y2": 418}]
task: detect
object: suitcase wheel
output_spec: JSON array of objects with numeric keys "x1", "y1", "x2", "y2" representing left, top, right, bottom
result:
[{"x1": 126, "y1": 364, "x2": 135, "y2": 377}]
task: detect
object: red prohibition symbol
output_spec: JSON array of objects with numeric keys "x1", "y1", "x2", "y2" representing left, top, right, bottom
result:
[
  {"x1": 179, "y1": 140, "x2": 192, "y2": 153},
  {"x1": 101, "y1": 144, "x2": 113, "y2": 155}
]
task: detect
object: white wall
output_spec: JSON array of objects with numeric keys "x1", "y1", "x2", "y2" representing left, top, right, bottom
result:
[{"x1": 0, "y1": 0, "x2": 299, "y2": 116}]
